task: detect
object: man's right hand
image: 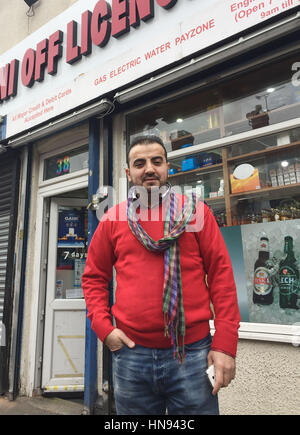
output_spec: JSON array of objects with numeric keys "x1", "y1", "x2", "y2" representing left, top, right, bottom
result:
[{"x1": 104, "y1": 328, "x2": 135, "y2": 352}]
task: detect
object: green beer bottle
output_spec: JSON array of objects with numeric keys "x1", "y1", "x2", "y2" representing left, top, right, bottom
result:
[{"x1": 279, "y1": 236, "x2": 299, "y2": 309}]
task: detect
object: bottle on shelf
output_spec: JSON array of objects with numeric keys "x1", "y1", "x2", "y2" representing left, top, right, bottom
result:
[
  {"x1": 279, "y1": 236, "x2": 299, "y2": 309},
  {"x1": 262, "y1": 209, "x2": 271, "y2": 223},
  {"x1": 253, "y1": 235, "x2": 274, "y2": 305},
  {"x1": 218, "y1": 179, "x2": 224, "y2": 197},
  {"x1": 214, "y1": 211, "x2": 227, "y2": 227}
]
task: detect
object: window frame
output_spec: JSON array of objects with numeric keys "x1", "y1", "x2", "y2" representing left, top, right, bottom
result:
[{"x1": 39, "y1": 139, "x2": 89, "y2": 190}]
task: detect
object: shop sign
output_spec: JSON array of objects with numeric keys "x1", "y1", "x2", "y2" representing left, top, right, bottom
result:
[
  {"x1": 0, "y1": 0, "x2": 299, "y2": 139},
  {"x1": 0, "y1": 0, "x2": 177, "y2": 105}
]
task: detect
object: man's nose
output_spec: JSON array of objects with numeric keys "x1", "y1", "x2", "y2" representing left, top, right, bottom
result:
[{"x1": 145, "y1": 160, "x2": 155, "y2": 173}]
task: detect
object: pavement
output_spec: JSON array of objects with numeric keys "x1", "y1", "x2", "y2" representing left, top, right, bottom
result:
[{"x1": 0, "y1": 395, "x2": 85, "y2": 415}]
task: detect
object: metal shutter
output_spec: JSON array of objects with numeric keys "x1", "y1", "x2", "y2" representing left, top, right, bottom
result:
[
  {"x1": 0, "y1": 164, "x2": 12, "y2": 326},
  {"x1": 0, "y1": 153, "x2": 19, "y2": 395}
]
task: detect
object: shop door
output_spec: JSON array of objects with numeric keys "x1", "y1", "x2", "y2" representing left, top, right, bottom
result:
[{"x1": 42, "y1": 198, "x2": 88, "y2": 393}]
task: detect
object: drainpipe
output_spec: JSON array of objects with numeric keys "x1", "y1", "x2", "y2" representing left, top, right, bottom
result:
[
  {"x1": 100, "y1": 116, "x2": 114, "y2": 415},
  {"x1": 8, "y1": 144, "x2": 32, "y2": 400},
  {"x1": 83, "y1": 118, "x2": 100, "y2": 414}
]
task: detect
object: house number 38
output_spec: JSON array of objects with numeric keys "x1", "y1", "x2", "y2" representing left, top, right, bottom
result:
[{"x1": 56, "y1": 156, "x2": 70, "y2": 175}]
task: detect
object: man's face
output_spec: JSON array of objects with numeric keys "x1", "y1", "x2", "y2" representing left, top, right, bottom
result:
[{"x1": 126, "y1": 142, "x2": 170, "y2": 192}]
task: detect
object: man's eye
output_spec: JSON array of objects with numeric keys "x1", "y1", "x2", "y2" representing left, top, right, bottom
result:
[{"x1": 153, "y1": 160, "x2": 162, "y2": 165}]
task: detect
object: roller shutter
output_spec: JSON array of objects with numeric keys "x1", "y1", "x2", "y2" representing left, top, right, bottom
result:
[
  {"x1": 0, "y1": 166, "x2": 12, "y2": 325},
  {"x1": 0, "y1": 152, "x2": 20, "y2": 394}
]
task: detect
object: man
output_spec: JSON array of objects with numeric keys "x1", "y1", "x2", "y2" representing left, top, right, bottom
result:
[{"x1": 82, "y1": 135, "x2": 240, "y2": 415}]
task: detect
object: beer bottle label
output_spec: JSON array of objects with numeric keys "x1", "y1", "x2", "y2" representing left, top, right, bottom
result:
[
  {"x1": 254, "y1": 267, "x2": 272, "y2": 295},
  {"x1": 279, "y1": 266, "x2": 297, "y2": 296},
  {"x1": 259, "y1": 240, "x2": 269, "y2": 251}
]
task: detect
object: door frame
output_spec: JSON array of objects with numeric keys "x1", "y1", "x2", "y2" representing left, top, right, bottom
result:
[
  {"x1": 29, "y1": 175, "x2": 88, "y2": 395},
  {"x1": 41, "y1": 197, "x2": 87, "y2": 392}
]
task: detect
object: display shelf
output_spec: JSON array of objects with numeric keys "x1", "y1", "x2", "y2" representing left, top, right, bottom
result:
[
  {"x1": 230, "y1": 182, "x2": 300, "y2": 199},
  {"x1": 205, "y1": 196, "x2": 225, "y2": 203},
  {"x1": 168, "y1": 163, "x2": 223, "y2": 178},
  {"x1": 224, "y1": 101, "x2": 300, "y2": 132},
  {"x1": 226, "y1": 138, "x2": 300, "y2": 225},
  {"x1": 167, "y1": 127, "x2": 221, "y2": 151},
  {"x1": 227, "y1": 140, "x2": 300, "y2": 162},
  {"x1": 169, "y1": 127, "x2": 220, "y2": 142},
  {"x1": 168, "y1": 129, "x2": 300, "y2": 227}
]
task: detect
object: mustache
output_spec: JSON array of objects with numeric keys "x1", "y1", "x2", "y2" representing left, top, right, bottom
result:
[{"x1": 142, "y1": 175, "x2": 160, "y2": 181}]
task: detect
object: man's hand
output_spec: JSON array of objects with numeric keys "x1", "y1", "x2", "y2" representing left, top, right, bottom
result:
[
  {"x1": 207, "y1": 350, "x2": 236, "y2": 396},
  {"x1": 104, "y1": 328, "x2": 135, "y2": 352}
]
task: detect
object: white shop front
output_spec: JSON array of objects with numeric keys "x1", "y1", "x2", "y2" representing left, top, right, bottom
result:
[{"x1": 0, "y1": 0, "x2": 299, "y2": 413}]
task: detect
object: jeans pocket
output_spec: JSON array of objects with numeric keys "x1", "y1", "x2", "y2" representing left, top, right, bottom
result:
[{"x1": 111, "y1": 345, "x2": 126, "y2": 358}]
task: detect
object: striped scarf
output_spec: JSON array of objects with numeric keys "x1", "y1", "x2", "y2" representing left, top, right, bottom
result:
[{"x1": 127, "y1": 183, "x2": 197, "y2": 362}]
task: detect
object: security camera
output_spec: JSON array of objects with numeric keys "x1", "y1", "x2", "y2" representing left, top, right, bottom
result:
[{"x1": 24, "y1": 0, "x2": 39, "y2": 7}]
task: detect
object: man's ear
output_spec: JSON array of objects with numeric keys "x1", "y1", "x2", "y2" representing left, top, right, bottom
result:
[{"x1": 125, "y1": 167, "x2": 131, "y2": 183}]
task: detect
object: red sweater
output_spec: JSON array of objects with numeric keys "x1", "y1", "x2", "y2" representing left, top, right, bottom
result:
[{"x1": 82, "y1": 199, "x2": 240, "y2": 357}]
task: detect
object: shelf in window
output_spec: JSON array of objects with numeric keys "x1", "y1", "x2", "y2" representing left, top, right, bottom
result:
[
  {"x1": 169, "y1": 127, "x2": 220, "y2": 141},
  {"x1": 224, "y1": 118, "x2": 248, "y2": 128},
  {"x1": 166, "y1": 128, "x2": 221, "y2": 151},
  {"x1": 224, "y1": 101, "x2": 300, "y2": 130},
  {"x1": 230, "y1": 181, "x2": 300, "y2": 199},
  {"x1": 227, "y1": 140, "x2": 300, "y2": 162},
  {"x1": 168, "y1": 163, "x2": 223, "y2": 178},
  {"x1": 205, "y1": 196, "x2": 225, "y2": 202}
]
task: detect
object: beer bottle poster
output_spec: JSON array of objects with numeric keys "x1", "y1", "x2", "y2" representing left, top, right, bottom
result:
[
  {"x1": 241, "y1": 219, "x2": 300, "y2": 325},
  {"x1": 57, "y1": 209, "x2": 85, "y2": 248}
]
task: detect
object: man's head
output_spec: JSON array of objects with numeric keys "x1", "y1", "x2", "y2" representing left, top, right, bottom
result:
[
  {"x1": 126, "y1": 135, "x2": 170, "y2": 192},
  {"x1": 126, "y1": 135, "x2": 168, "y2": 166}
]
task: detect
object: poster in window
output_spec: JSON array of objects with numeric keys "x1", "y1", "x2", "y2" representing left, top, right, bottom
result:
[
  {"x1": 221, "y1": 226, "x2": 249, "y2": 322},
  {"x1": 58, "y1": 210, "x2": 85, "y2": 248},
  {"x1": 241, "y1": 219, "x2": 300, "y2": 325}
]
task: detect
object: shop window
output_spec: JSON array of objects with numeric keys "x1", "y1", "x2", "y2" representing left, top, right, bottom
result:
[
  {"x1": 127, "y1": 53, "x2": 300, "y2": 150},
  {"x1": 166, "y1": 127, "x2": 300, "y2": 327},
  {"x1": 222, "y1": 57, "x2": 300, "y2": 137},
  {"x1": 227, "y1": 127, "x2": 300, "y2": 225},
  {"x1": 128, "y1": 87, "x2": 222, "y2": 153},
  {"x1": 225, "y1": 129, "x2": 300, "y2": 326},
  {"x1": 168, "y1": 148, "x2": 226, "y2": 226},
  {"x1": 43, "y1": 145, "x2": 88, "y2": 181},
  {"x1": 126, "y1": 63, "x2": 300, "y2": 331}
]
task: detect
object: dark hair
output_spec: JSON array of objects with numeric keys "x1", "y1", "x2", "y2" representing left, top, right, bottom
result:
[{"x1": 127, "y1": 135, "x2": 168, "y2": 166}]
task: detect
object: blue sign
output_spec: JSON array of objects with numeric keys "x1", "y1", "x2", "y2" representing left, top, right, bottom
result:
[{"x1": 58, "y1": 210, "x2": 85, "y2": 247}]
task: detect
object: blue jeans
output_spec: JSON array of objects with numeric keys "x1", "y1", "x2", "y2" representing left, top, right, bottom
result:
[{"x1": 112, "y1": 334, "x2": 219, "y2": 415}]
